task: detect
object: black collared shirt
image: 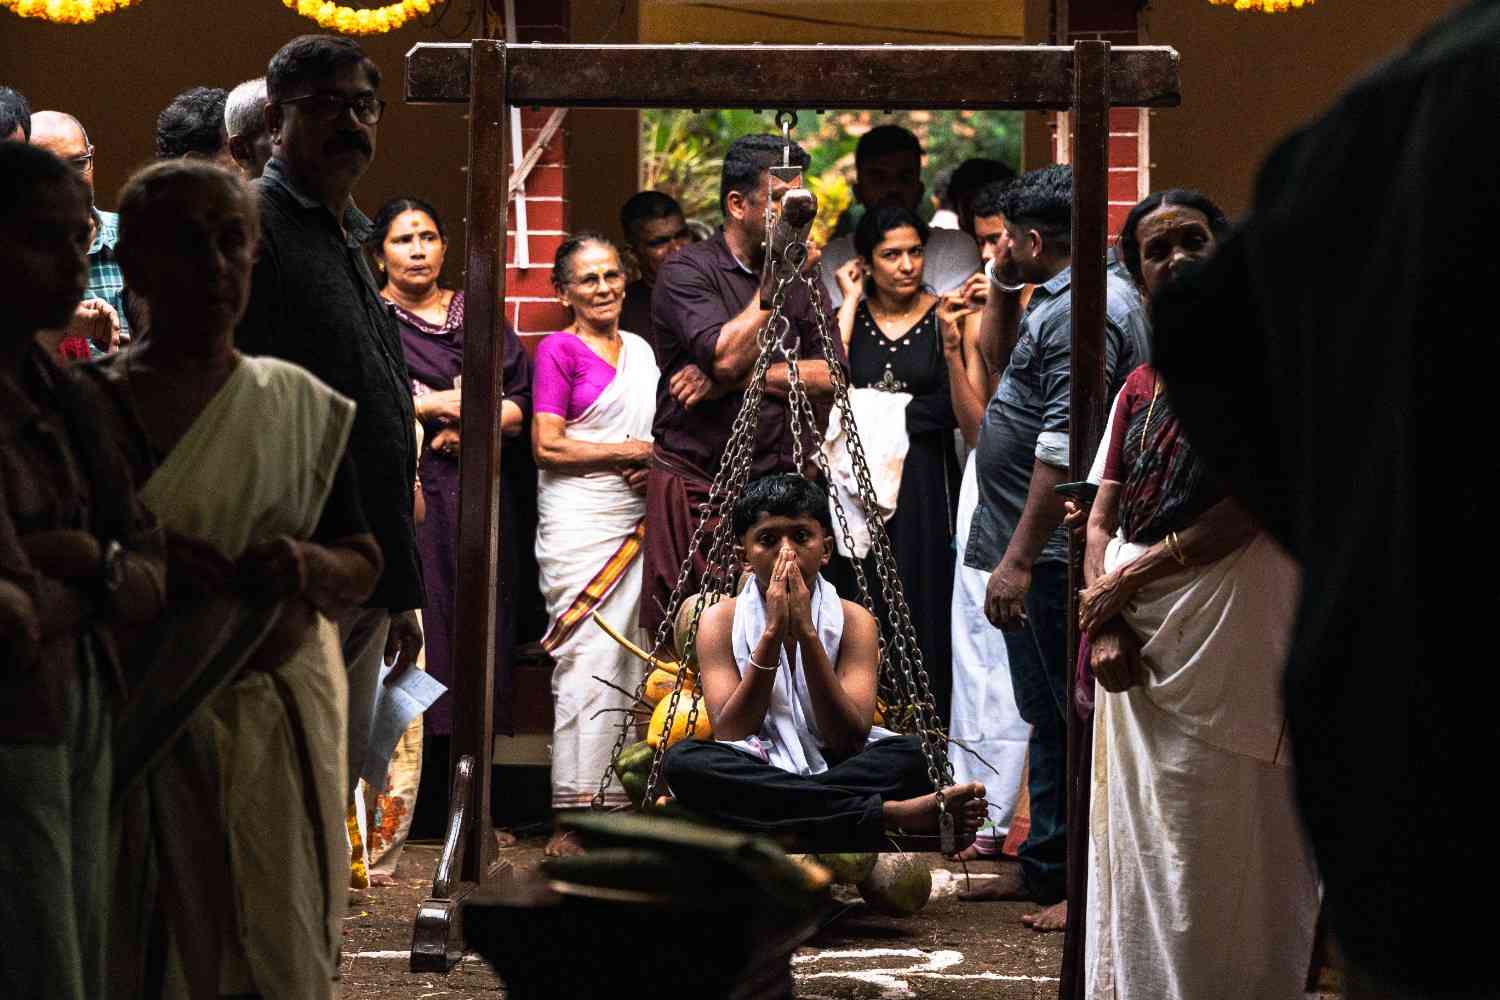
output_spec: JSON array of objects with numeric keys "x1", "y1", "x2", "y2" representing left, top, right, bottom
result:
[{"x1": 235, "y1": 158, "x2": 423, "y2": 612}]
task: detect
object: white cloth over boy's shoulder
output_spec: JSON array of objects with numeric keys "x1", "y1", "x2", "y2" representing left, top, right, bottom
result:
[
  {"x1": 819, "y1": 228, "x2": 981, "y2": 308},
  {"x1": 726, "y1": 573, "x2": 894, "y2": 776},
  {"x1": 821, "y1": 386, "x2": 911, "y2": 560}
]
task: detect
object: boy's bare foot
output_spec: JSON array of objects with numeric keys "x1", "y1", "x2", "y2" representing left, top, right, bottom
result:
[
  {"x1": 949, "y1": 837, "x2": 1001, "y2": 862},
  {"x1": 958, "y1": 862, "x2": 1033, "y2": 902},
  {"x1": 1021, "y1": 900, "x2": 1067, "y2": 932},
  {"x1": 543, "y1": 829, "x2": 584, "y2": 858},
  {"x1": 494, "y1": 828, "x2": 518, "y2": 850},
  {"x1": 884, "y1": 782, "x2": 987, "y2": 837},
  {"x1": 368, "y1": 872, "x2": 398, "y2": 888}
]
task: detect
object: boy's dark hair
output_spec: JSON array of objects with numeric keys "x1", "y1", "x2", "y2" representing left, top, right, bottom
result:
[
  {"x1": 1118, "y1": 188, "x2": 1231, "y2": 287},
  {"x1": 996, "y1": 164, "x2": 1073, "y2": 254},
  {"x1": 0, "y1": 85, "x2": 32, "y2": 141},
  {"x1": 620, "y1": 190, "x2": 682, "y2": 241},
  {"x1": 155, "y1": 86, "x2": 229, "y2": 160},
  {"x1": 853, "y1": 202, "x2": 929, "y2": 261},
  {"x1": 719, "y1": 133, "x2": 809, "y2": 215},
  {"x1": 266, "y1": 35, "x2": 382, "y2": 105},
  {"x1": 733, "y1": 474, "x2": 833, "y2": 539}
]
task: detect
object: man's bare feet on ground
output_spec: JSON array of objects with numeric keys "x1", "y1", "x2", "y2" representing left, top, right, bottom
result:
[
  {"x1": 958, "y1": 861, "x2": 1031, "y2": 902},
  {"x1": 1021, "y1": 900, "x2": 1067, "y2": 933},
  {"x1": 543, "y1": 829, "x2": 584, "y2": 858},
  {"x1": 883, "y1": 782, "x2": 987, "y2": 837}
]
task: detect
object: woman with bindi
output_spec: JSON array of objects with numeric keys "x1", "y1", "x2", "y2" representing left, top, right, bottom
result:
[
  {"x1": 367, "y1": 196, "x2": 533, "y2": 837},
  {"x1": 530, "y1": 234, "x2": 658, "y2": 856},
  {"x1": 1077, "y1": 189, "x2": 1320, "y2": 999}
]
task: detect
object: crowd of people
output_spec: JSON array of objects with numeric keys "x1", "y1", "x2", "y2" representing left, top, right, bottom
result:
[{"x1": 0, "y1": 23, "x2": 1364, "y2": 1000}]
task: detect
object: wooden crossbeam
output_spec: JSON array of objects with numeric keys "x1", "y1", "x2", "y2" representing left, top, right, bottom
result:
[
  {"x1": 408, "y1": 41, "x2": 1176, "y2": 1000},
  {"x1": 405, "y1": 41, "x2": 1180, "y2": 111}
]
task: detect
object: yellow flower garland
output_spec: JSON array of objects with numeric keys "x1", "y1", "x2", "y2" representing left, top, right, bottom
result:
[
  {"x1": 283, "y1": 0, "x2": 434, "y2": 35},
  {"x1": 1, "y1": 0, "x2": 137, "y2": 23},
  {"x1": 1208, "y1": 0, "x2": 1315, "y2": 11}
]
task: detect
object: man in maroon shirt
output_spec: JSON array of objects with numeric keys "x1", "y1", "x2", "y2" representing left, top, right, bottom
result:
[{"x1": 641, "y1": 133, "x2": 839, "y2": 642}]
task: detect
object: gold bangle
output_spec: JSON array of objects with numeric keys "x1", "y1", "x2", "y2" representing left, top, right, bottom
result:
[{"x1": 1166, "y1": 531, "x2": 1189, "y2": 566}]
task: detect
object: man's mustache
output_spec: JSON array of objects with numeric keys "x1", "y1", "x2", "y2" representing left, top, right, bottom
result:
[{"x1": 325, "y1": 132, "x2": 372, "y2": 156}]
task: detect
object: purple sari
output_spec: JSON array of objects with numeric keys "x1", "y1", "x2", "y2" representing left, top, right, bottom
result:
[{"x1": 394, "y1": 291, "x2": 532, "y2": 734}]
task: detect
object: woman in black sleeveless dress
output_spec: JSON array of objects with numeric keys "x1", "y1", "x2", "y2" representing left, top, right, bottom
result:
[{"x1": 827, "y1": 204, "x2": 985, "y2": 725}]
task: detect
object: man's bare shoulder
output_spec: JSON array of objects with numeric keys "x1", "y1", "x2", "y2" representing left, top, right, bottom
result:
[
  {"x1": 840, "y1": 599, "x2": 876, "y2": 632},
  {"x1": 696, "y1": 596, "x2": 738, "y2": 636}
]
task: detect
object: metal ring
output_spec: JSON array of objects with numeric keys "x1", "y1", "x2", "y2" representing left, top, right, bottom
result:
[{"x1": 774, "y1": 109, "x2": 799, "y2": 135}]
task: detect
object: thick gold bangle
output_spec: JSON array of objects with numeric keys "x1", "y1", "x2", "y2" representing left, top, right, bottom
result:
[{"x1": 1166, "y1": 531, "x2": 1189, "y2": 566}]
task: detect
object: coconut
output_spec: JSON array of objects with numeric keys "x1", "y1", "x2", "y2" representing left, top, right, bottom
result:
[
  {"x1": 811, "y1": 852, "x2": 877, "y2": 886},
  {"x1": 856, "y1": 852, "x2": 932, "y2": 916}
]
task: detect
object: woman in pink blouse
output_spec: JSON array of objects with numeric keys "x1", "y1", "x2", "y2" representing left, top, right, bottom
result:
[{"x1": 531, "y1": 233, "x2": 659, "y2": 855}]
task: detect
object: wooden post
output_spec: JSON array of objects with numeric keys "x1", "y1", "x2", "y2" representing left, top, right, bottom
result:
[
  {"x1": 453, "y1": 36, "x2": 507, "y2": 885},
  {"x1": 1059, "y1": 37, "x2": 1110, "y2": 1000}
]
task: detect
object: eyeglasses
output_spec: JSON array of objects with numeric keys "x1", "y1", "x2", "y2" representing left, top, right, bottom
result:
[
  {"x1": 567, "y1": 270, "x2": 626, "y2": 292},
  {"x1": 66, "y1": 145, "x2": 94, "y2": 172},
  {"x1": 279, "y1": 92, "x2": 386, "y2": 125}
]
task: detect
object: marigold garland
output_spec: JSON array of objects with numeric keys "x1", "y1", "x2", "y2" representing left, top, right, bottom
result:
[
  {"x1": 1208, "y1": 0, "x2": 1315, "y2": 11},
  {"x1": 1, "y1": 0, "x2": 137, "y2": 23},
  {"x1": 283, "y1": 0, "x2": 434, "y2": 35}
]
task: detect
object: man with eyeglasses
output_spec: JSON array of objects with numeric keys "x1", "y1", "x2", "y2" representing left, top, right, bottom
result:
[
  {"x1": 234, "y1": 35, "x2": 426, "y2": 841},
  {"x1": 28, "y1": 111, "x2": 127, "y2": 357},
  {"x1": 618, "y1": 190, "x2": 693, "y2": 347}
]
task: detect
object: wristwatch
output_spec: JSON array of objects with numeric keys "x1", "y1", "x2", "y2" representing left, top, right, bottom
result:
[{"x1": 100, "y1": 539, "x2": 126, "y2": 594}]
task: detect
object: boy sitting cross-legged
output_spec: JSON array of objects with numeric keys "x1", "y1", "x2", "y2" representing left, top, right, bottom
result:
[{"x1": 662, "y1": 473, "x2": 985, "y2": 847}]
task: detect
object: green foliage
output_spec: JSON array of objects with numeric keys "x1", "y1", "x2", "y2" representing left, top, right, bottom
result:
[{"x1": 640, "y1": 108, "x2": 1022, "y2": 235}]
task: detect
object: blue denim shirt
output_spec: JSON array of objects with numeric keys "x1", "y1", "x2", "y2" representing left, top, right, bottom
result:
[{"x1": 964, "y1": 264, "x2": 1148, "y2": 571}]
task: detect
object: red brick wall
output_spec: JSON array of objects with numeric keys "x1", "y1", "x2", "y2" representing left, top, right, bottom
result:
[
  {"x1": 1055, "y1": 0, "x2": 1147, "y2": 240},
  {"x1": 506, "y1": 0, "x2": 572, "y2": 340}
]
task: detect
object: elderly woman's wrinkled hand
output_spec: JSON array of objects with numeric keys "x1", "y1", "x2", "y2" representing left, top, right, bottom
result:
[
  {"x1": 430, "y1": 426, "x2": 461, "y2": 457},
  {"x1": 237, "y1": 536, "x2": 307, "y2": 602},
  {"x1": 1091, "y1": 622, "x2": 1143, "y2": 693},
  {"x1": 0, "y1": 579, "x2": 41, "y2": 673},
  {"x1": 166, "y1": 531, "x2": 237, "y2": 597},
  {"x1": 1079, "y1": 569, "x2": 1134, "y2": 638},
  {"x1": 420, "y1": 388, "x2": 463, "y2": 426}
]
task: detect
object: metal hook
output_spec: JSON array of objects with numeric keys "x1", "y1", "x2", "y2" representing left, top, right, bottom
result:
[{"x1": 775, "y1": 109, "x2": 798, "y2": 167}]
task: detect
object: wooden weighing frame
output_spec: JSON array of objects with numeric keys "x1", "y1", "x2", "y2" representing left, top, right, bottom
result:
[{"x1": 401, "y1": 39, "x2": 1180, "y2": 997}]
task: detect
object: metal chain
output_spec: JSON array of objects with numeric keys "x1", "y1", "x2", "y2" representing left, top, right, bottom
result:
[
  {"x1": 631, "y1": 274, "x2": 797, "y2": 805},
  {"x1": 591, "y1": 278, "x2": 786, "y2": 809},
  {"x1": 801, "y1": 273, "x2": 956, "y2": 802}
]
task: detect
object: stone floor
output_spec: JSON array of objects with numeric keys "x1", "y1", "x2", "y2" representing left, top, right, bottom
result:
[{"x1": 337, "y1": 837, "x2": 1343, "y2": 999}]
